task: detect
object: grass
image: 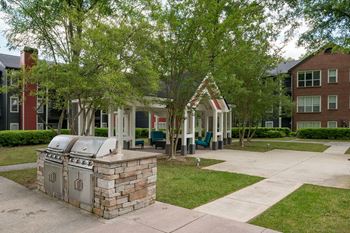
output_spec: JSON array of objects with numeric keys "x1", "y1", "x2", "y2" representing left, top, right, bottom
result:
[
  {"x1": 0, "y1": 168, "x2": 37, "y2": 189},
  {"x1": 156, "y1": 157, "x2": 262, "y2": 209},
  {"x1": 226, "y1": 141, "x2": 329, "y2": 152},
  {"x1": 345, "y1": 147, "x2": 350, "y2": 154},
  {"x1": 251, "y1": 184, "x2": 350, "y2": 233},
  {"x1": 0, "y1": 144, "x2": 46, "y2": 166},
  {"x1": 0, "y1": 156, "x2": 262, "y2": 209}
]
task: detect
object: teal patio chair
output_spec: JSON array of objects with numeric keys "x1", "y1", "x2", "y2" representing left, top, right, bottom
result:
[{"x1": 195, "y1": 132, "x2": 213, "y2": 148}]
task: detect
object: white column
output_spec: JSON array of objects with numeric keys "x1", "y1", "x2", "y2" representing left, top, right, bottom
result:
[
  {"x1": 212, "y1": 109, "x2": 218, "y2": 149},
  {"x1": 108, "y1": 107, "x2": 113, "y2": 137},
  {"x1": 191, "y1": 110, "x2": 195, "y2": 144},
  {"x1": 181, "y1": 110, "x2": 188, "y2": 155},
  {"x1": 155, "y1": 115, "x2": 159, "y2": 131},
  {"x1": 89, "y1": 113, "x2": 95, "y2": 136},
  {"x1": 228, "y1": 110, "x2": 232, "y2": 144},
  {"x1": 130, "y1": 106, "x2": 136, "y2": 148},
  {"x1": 198, "y1": 114, "x2": 202, "y2": 138},
  {"x1": 223, "y1": 112, "x2": 227, "y2": 142},
  {"x1": 148, "y1": 111, "x2": 152, "y2": 141},
  {"x1": 117, "y1": 108, "x2": 124, "y2": 156},
  {"x1": 205, "y1": 113, "x2": 209, "y2": 133},
  {"x1": 219, "y1": 112, "x2": 224, "y2": 139}
]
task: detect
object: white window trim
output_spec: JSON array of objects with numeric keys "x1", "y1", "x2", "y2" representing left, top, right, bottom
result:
[
  {"x1": 37, "y1": 97, "x2": 44, "y2": 113},
  {"x1": 297, "y1": 121, "x2": 321, "y2": 129},
  {"x1": 327, "y1": 121, "x2": 337, "y2": 128},
  {"x1": 297, "y1": 70, "x2": 322, "y2": 87},
  {"x1": 9, "y1": 123, "x2": 19, "y2": 130},
  {"x1": 328, "y1": 95, "x2": 338, "y2": 110},
  {"x1": 265, "y1": 121, "x2": 274, "y2": 128},
  {"x1": 297, "y1": 95, "x2": 322, "y2": 113},
  {"x1": 328, "y1": 69, "x2": 338, "y2": 83},
  {"x1": 9, "y1": 96, "x2": 19, "y2": 113}
]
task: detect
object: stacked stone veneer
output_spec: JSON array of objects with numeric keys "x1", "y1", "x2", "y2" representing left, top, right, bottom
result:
[
  {"x1": 36, "y1": 150, "x2": 45, "y2": 192},
  {"x1": 37, "y1": 149, "x2": 157, "y2": 219},
  {"x1": 93, "y1": 156, "x2": 157, "y2": 219}
]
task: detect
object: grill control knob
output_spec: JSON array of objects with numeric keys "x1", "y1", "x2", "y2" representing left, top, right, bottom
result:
[
  {"x1": 76, "y1": 159, "x2": 81, "y2": 163},
  {"x1": 69, "y1": 158, "x2": 74, "y2": 162},
  {"x1": 82, "y1": 160, "x2": 87, "y2": 165},
  {"x1": 88, "y1": 161, "x2": 93, "y2": 166}
]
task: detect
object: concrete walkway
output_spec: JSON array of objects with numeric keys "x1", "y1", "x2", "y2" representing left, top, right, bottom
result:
[
  {"x1": 0, "y1": 162, "x2": 36, "y2": 172},
  {"x1": 323, "y1": 145, "x2": 349, "y2": 154},
  {"x1": 0, "y1": 177, "x2": 278, "y2": 233},
  {"x1": 192, "y1": 149, "x2": 350, "y2": 222}
]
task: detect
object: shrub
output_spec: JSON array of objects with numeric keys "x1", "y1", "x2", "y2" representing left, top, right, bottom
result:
[
  {"x1": 231, "y1": 127, "x2": 290, "y2": 138},
  {"x1": 95, "y1": 128, "x2": 149, "y2": 138},
  {"x1": 297, "y1": 128, "x2": 350, "y2": 140},
  {"x1": 0, "y1": 130, "x2": 60, "y2": 147},
  {"x1": 289, "y1": 132, "x2": 297, "y2": 137}
]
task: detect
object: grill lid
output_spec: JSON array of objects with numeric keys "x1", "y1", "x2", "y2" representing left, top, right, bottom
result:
[
  {"x1": 70, "y1": 136, "x2": 116, "y2": 158},
  {"x1": 47, "y1": 135, "x2": 80, "y2": 153}
]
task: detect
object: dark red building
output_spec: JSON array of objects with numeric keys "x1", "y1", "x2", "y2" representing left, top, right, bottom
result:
[{"x1": 290, "y1": 46, "x2": 350, "y2": 130}]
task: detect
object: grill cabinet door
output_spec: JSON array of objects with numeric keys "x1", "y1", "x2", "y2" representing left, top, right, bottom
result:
[
  {"x1": 68, "y1": 166, "x2": 94, "y2": 206},
  {"x1": 44, "y1": 161, "x2": 63, "y2": 199}
]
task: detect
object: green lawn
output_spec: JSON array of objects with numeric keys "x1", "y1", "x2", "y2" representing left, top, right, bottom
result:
[
  {"x1": 0, "y1": 157, "x2": 262, "y2": 209},
  {"x1": 251, "y1": 184, "x2": 350, "y2": 233},
  {"x1": 226, "y1": 141, "x2": 329, "y2": 152},
  {"x1": 0, "y1": 144, "x2": 46, "y2": 166},
  {"x1": 156, "y1": 157, "x2": 262, "y2": 209},
  {"x1": 0, "y1": 168, "x2": 37, "y2": 189}
]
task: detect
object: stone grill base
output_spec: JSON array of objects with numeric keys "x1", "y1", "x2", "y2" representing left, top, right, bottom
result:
[{"x1": 37, "y1": 150, "x2": 157, "y2": 219}]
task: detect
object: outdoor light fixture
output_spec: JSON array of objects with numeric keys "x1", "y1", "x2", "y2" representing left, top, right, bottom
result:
[{"x1": 196, "y1": 157, "x2": 201, "y2": 167}]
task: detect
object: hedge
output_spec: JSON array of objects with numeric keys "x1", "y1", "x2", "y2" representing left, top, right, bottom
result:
[
  {"x1": 297, "y1": 128, "x2": 350, "y2": 139},
  {"x1": 231, "y1": 127, "x2": 290, "y2": 138},
  {"x1": 95, "y1": 128, "x2": 149, "y2": 138},
  {"x1": 0, "y1": 129, "x2": 69, "y2": 147}
]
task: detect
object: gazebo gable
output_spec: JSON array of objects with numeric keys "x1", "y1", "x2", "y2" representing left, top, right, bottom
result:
[{"x1": 188, "y1": 73, "x2": 228, "y2": 111}]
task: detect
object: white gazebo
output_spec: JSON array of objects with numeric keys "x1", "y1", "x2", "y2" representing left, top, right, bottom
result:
[{"x1": 80, "y1": 74, "x2": 232, "y2": 155}]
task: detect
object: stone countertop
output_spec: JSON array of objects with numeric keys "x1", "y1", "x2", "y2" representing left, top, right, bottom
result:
[{"x1": 93, "y1": 150, "x2": 159, "y2": 164}]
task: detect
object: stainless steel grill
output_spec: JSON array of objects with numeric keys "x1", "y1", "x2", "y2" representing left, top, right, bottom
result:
[
  {"x1": 44, "y1": 135, "x2": 80, "y2": 199},
  {"x1": 67, "y1": 136, "x2": 117, "y2": 207}
]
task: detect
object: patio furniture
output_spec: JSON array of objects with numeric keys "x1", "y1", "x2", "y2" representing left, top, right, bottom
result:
[
  {"x1": 150, "y1": 131, "x2": 166, "y2": 145},
  {"x1": 135, "y1": 139, "x2": 144, "y2": 148},
  {"x1": 154, "y1": 139, "x2": 166, "y2": 149},
  {"x1": 195, "y1": 132, "x2": 213, "y2": 148}
]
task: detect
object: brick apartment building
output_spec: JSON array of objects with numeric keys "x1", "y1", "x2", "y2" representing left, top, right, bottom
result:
[
  {"x1": 0, "y1": 49, "x2": 155, "y2": 131},
  {"x1": 290, "y1": 46, "x2": 350, "y2": 130}
]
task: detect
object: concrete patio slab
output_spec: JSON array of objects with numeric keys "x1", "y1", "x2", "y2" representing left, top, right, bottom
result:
[
  {"x1": 0, "y1": 162, "x2": 36, "y2": 172},
  {"x1": 121, "y1": 201, "x2": 205, "y2": 232},
  {"x1": 0, "y1": 177, "x2": 277, "y2": 233},
  {"x1": 192, "y1": 148, "x2": 350, "y2": 222},
  {"x1": 174, "y1": 214, "x2": 280, "y2": 233},
  {"x1": 195, "y1": 179, "x2": 302, "y2": 222}
]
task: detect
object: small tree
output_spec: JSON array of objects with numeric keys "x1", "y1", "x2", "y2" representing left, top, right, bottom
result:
[{"x1": 1, "y1": 0, "x2": 159, "y2": 134}]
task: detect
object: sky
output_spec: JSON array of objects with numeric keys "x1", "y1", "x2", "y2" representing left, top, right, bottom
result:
[{"x1": 0, "y1": 17, "x2": 307, "y2": 60}]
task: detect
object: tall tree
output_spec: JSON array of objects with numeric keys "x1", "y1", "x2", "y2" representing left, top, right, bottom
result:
[
  {"x1": 154, "y1": 0, "x2": 206, "y2": 159},
  {"x1": 0, "y1": 0, "x2": 159, "y2": 134},
  {"x1": 194, "y1": 0, "x2": 293, "y2": 146},
  {"x1": 296, "y1": 0, "x2": 350, "y2": 50}
]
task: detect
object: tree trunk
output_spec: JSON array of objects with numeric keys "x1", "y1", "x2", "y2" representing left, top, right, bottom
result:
[{"x1": 57, "y1": 108, "x2": 66, "y2": 134}]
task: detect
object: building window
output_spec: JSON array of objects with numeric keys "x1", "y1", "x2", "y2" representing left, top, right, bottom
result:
[
  {"x1": 10, "y1": 123, "x2": 19, "y2": 130},
  {"x1": 37, "y1": 123, "x2": 44, "y2": 130},
  {"x1": 101, "y1": 122, "x2": 108, "y2": 128},
  {"x1": 297, "y1": 121, "x2": 321, "y2": 129},
  {"x1": 265, "y1": 121, "x2": 274, "y2": 128},
  {"x1": 297, "y1": 96, "x2": 321, "y2": 113},
  {"x1": 328, "y1": 95, "x2": 337, "y2": 110},
  {"x1": 37, "y1": 97, "x2": 44, "y2": 113},
  {"x1": 327, "y1": 121, "x2": 337, "y2": 128},
  {"x1": 10, "y1": 96, "x2": 19, "y2": 113},
  {"x1": 297, "y1": 71, "x2": 321, "y2": 87},
  {"x1": 328, "y1": 69, "x2": 337, "y2": 83}
]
